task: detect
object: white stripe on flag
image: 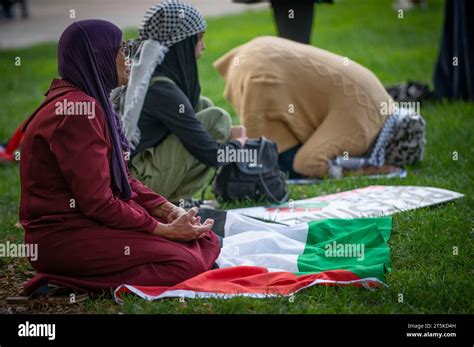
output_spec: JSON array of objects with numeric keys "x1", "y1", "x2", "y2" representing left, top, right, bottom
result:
[
  {"x1": 218, "y1": 212, "x2": 309, "y2": 272},
  {"x1": 224, "y1": 211, "x2": 309, "y2": 241},
  {"x1": 217, "y1": 254, "x2": 300, "y2": 272}
]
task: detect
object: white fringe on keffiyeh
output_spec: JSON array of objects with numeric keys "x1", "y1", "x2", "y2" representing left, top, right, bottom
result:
[{"x1": 111, "y1": 40, "x2": 168, "y2": 150}]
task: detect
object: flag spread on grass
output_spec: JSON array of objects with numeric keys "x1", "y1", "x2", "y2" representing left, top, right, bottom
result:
[
  {"x1": 114, "y1": 212, "x2": 392, "y2": 302},
  {"x1": 231, "y1": 185, "x2": 464, "y2": 226}
]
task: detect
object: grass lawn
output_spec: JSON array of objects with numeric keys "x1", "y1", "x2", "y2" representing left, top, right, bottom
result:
[{"x1": 0, "y1": 0, "x2": 473, "y2": 314}]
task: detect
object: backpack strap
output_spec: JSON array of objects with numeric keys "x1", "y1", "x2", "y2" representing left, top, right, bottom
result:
[{"x1": 257, "y1": 136, "x2": 290, "y2": 204}]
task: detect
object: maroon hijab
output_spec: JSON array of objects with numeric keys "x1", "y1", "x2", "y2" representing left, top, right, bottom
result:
[{"x1": 57, "y1": 20, "x2": 132, "y2": 199}]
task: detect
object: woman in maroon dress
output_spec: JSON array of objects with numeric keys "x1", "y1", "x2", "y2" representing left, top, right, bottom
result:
[{"x1": 20, "y1": 19, "x2": 220, "y2": 294}]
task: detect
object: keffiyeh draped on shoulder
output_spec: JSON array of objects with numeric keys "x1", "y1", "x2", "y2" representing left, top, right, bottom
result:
[{"x1": 112, "y1": 0, "x2": 207, "y2": 150}]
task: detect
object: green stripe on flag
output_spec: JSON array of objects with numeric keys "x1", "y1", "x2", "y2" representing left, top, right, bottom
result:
[{"x1": 296, "y1": 217, "x2": 392, "y2": 281}]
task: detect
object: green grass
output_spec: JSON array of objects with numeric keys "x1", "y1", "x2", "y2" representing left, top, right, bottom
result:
[{"x1": 1, "y1": 0, "x2": 473, "y2": 314}]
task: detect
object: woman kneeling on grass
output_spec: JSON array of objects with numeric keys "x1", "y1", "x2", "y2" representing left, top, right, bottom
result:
[{"x1": 20, "y1": 19, "x2": 220, "y2": 294}]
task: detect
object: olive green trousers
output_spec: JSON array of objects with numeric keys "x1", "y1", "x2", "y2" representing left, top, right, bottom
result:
[{"x1": 130, "y1": 96, "x2": 231, "y2": 203}]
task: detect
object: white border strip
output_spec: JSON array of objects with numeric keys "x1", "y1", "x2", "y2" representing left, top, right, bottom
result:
[{"x1": 114, "y1": 277, "x2": 385, "y2": 304}]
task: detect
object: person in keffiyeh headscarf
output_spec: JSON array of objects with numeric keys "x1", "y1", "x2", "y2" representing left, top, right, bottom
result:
[{"x1": 113, "y1": 0, "x2": 247, "y2": 204}]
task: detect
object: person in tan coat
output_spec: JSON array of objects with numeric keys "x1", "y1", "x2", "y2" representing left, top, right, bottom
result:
[{"x1": 214, "y1": 36, "x2": 395, "y2": 178}]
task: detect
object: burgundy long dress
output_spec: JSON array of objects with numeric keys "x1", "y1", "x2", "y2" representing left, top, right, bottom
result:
[{"x1": 20, "y1": 79, "x2": 220, "y2": 294}]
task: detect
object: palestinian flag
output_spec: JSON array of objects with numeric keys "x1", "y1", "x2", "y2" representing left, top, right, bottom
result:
[{"x1": 114, "y1": 212, "x2": 392, "y2": 302}]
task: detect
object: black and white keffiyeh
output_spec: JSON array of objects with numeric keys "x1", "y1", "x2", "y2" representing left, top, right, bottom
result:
[
  {"x1": 112, "y1": 0, "x2": 207, "y2": 150},
  {"x1": 328, "y1": 108, "x2": 426, "y2": 178},
  {"x1": 139, "y1": 0, "x2": 206, "y2": 47}
]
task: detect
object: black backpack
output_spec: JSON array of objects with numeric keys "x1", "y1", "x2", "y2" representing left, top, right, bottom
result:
[{"x1": 209, "y1": 137, "x2": 289, "y2": 203}]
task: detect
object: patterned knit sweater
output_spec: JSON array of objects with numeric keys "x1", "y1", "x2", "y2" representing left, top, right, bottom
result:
[{"x1": 214, "y1": 36, "x2": 393, "y2": 177}]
